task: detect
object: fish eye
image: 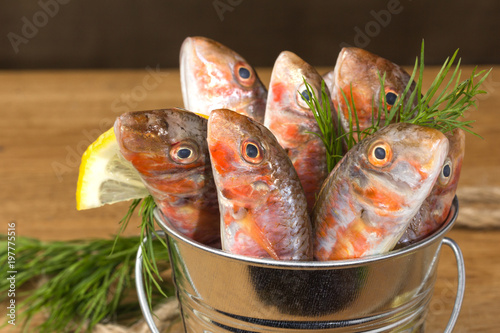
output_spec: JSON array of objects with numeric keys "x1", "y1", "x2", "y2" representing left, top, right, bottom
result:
[
  {"x1": 235, "y1": 63, "x2": 255, "y2": 87},
  {"x1": 241, "y1": 139, "x2": 264, "y2": 164},
  {"x1": 384, "y1": 89, "x2": 398, "y2": 110},
  {"x1": 238, "y1": 67, "x2": 250, "y2": 79},
  {"x1": 438, "y1": 159, "x2": 453, "y2": 185},
  {"x1": 170, "y1": 141, "x2": 199, "y2": 164},
  {"x1": 177, "y1": 148, "x2": 192, "y2": 159},
  {"x1": 296, "y1": 83, "x2": 314, "y2": 109},
  {"x1": 368, "y1": 141, "x2": 392, "y2": 167},
  {"x1": 374, "y1": 147, "x2": 386, "y2": 160}
]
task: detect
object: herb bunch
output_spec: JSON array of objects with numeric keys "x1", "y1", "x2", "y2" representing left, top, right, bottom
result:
[{"x1": 0, "y1": 231, "x2": 173, "y2": 332}]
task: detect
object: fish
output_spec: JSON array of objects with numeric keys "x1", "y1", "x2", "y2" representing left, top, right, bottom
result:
[
  {"x1": 180, "y1": 36, "x2": 268, "y2": 123},
  {"x1": 207, "y1": 108, "x2": 313, "y2": 260},
  {"x1": 114, "y1": 108, "x2": 221, "y2": 247},
  {"x1": 312, "y1": 123, "x2": 449, "y2": 260},
  {"x1": 325, "y1": 47, "x2": 417, "y2": 140},
  {"x1": 264, "y1": 51, "x2": 330, "y2": 213},
  {"x1": 397, "y1": 128, "x2": 465, "y2": 246}
]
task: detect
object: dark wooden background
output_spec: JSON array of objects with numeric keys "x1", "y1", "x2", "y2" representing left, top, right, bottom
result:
[{"x1": 1, "y1": 0, "x2": 500, "y2": 69}]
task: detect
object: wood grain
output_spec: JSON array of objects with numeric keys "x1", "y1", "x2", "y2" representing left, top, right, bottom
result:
[{"x1": 0, "y1": 67, "x2": 499, "y2": 332}]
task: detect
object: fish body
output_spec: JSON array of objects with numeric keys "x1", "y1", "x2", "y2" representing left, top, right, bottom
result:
[
  {"x1": 327, "y1": 47, "x2": 417, "y2": 139},
  {"x1": 180, "y1": 36, "x2": 267, "y2": 123},
  {"x1": 264, "y1": 51, "x2": 330, "y2": 213},
  {"x1": 115, "y1": 108, "x2": 220, "y2": 246},
  {"x1": 398, "y1": 128, "x2": 465, "y2": 246},
  {"x1": 313, "y1": 123, "x2": 449, "y2": 260},
  {"x1": 207, "y1": 109, "x2": 313, "y2": 260}
]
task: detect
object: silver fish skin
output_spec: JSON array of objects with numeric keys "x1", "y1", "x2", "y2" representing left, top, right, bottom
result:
[
  {"x1": 180, "y1": 36, "x2": 267, "y2": 123},
  {"x1": 313, "y1": 123, "x2": 449, "y2": 260},
  {"x1": 207, "y1": 108, "x2": 313, "y2": 260},
  {"x1": 264, "y1": 51, "x2": 330, "y2": 214}
]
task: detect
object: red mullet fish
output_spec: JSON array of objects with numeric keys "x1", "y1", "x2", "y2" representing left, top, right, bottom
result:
[
  {"x1": 207, "y1": 108, "x2": 313, "y2": 260},
  {"x1": 180, "y1": 36, "x2": 267, "y2": 123},
  {"x1": 398, "y1": 128, "x2": 465, "y2": 246},
  {"x1": 313, "y1": 123, "x2": 449, "y2": 260},
  {"x1": 264, "y1": 51, "x2": 331, "y2": 213},
  {"x1": 324, "y1": 47, "x2": 417, "y2": 140},
  {"x1": 115, "y1": 108, "x2": 220, "y2": 247}
]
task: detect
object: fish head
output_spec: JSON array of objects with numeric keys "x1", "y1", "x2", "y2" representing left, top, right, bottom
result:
[
  {"x1": 267, "y1": 51, "x2": 326, "y2": 118},
  {"x1": 265, "y1": 51, "x2": 332, "y2": 140},
  {"x1": 208, "y1": 109, "x2": 286, "y2": 204},
  {"x1": 354, "y1": 123, "x2": 450, "y2": 209},
  {"x1": 426, "y1": 128, "x2": 465, "y2": 218},
  {"x1": 435, "y1": 128, "x2": 465, "y2": 191},
  {"x1": 180, "y1": 36, "x2": 267, "y2": 122},
  {"x1": 114, "y1": 108, "x2": 210, "y2": 180},
  {"x1": 331, "y1": 47, "x2": 416, "y2": 134}
]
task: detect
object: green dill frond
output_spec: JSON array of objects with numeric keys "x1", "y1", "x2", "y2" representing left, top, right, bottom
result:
[
  {"x1": 301, "y1": 79, "x2": 344, "y2": 172},
  {"x1": 0, "y1": 234, "x2": 173, "y2": 333},
  {"x1": 114, "y1": 195, "x2": 171, "y2": 312},
  {"x1": 305, "y1": 40, "x2": 490, "y2": 170},
  {"x1": 377, "y1": 40, "x2": 490, "y2": 136}
]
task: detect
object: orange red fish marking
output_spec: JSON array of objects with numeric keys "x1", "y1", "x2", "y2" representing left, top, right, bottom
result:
[
  {"x1": 209, "y1": 142, "x2": 236, "y2": 175},
  {"x1": 271, "y1": 81, "x2": 286, "y2": 103},
  {"x1": 353, "y1": 182, "x2": 403, "y2": 213}
]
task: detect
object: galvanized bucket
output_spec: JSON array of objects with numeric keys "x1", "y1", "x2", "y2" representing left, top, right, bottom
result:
[{"x1": 136, "y1": 197, "x2": 464, "y2": 333}]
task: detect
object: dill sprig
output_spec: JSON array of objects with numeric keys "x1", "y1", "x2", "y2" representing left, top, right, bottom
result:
[
  {"x1": 301, "y1": 80, "x2": 341, "y2": 171},
  {"x1": 114, "y1": 195, "x2": 171, "y2": 312},
  {"x1": 301, "y1": 79, "x2": 363, "y2": 172},
  {"x1": 0, "y1": 234, "x2": 173, "y2": 333},
  {"x1": 378, "y1": 40, "x2": 490, "y2": 136},
  {"x1": 304, "y1": 41, "x2": 490, "y2": 171}
]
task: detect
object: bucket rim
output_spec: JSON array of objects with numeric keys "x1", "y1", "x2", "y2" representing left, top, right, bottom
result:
[{"x1": 154, "y1": 196, "x2": 459, "y2": 269}]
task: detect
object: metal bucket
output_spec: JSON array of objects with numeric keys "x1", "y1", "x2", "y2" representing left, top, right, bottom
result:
[{"x1": 136, "y1": 197, "x2": 464, "y2": 333}]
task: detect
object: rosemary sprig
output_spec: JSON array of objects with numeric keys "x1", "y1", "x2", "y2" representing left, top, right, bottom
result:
[{"x1": 0, "y1": 234, "x2": 173, "y2": 333}]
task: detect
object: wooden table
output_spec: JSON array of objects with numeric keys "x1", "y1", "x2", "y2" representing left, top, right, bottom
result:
[{"x1": 1, "y1": 66, "x2": 499, "y2": 332}]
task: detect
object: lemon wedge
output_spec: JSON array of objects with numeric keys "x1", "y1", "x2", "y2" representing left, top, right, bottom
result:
[{"x1": 76, "y1": 127, "x2": 149, "y2": 210}]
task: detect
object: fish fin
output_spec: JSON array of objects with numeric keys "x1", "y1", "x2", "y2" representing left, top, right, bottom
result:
[{"x1": 241, "y1": 214, "x2": 280, "y2": 260}]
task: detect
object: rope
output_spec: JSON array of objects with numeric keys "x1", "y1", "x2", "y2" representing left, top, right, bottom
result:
[{"x1": 93, "y1": 298, "x2": 181, "y2": 333}]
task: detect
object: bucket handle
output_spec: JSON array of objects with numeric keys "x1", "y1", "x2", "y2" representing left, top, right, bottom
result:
[
  {"x1": 135, "y1": 233, "x2": 465, "y2": 333},
  {"x1": 441, "y1": 237, "x2": 466, "y2": 333},
  {"x1": 135, "y1": 230, "x2": 166, "y2": 333}
]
